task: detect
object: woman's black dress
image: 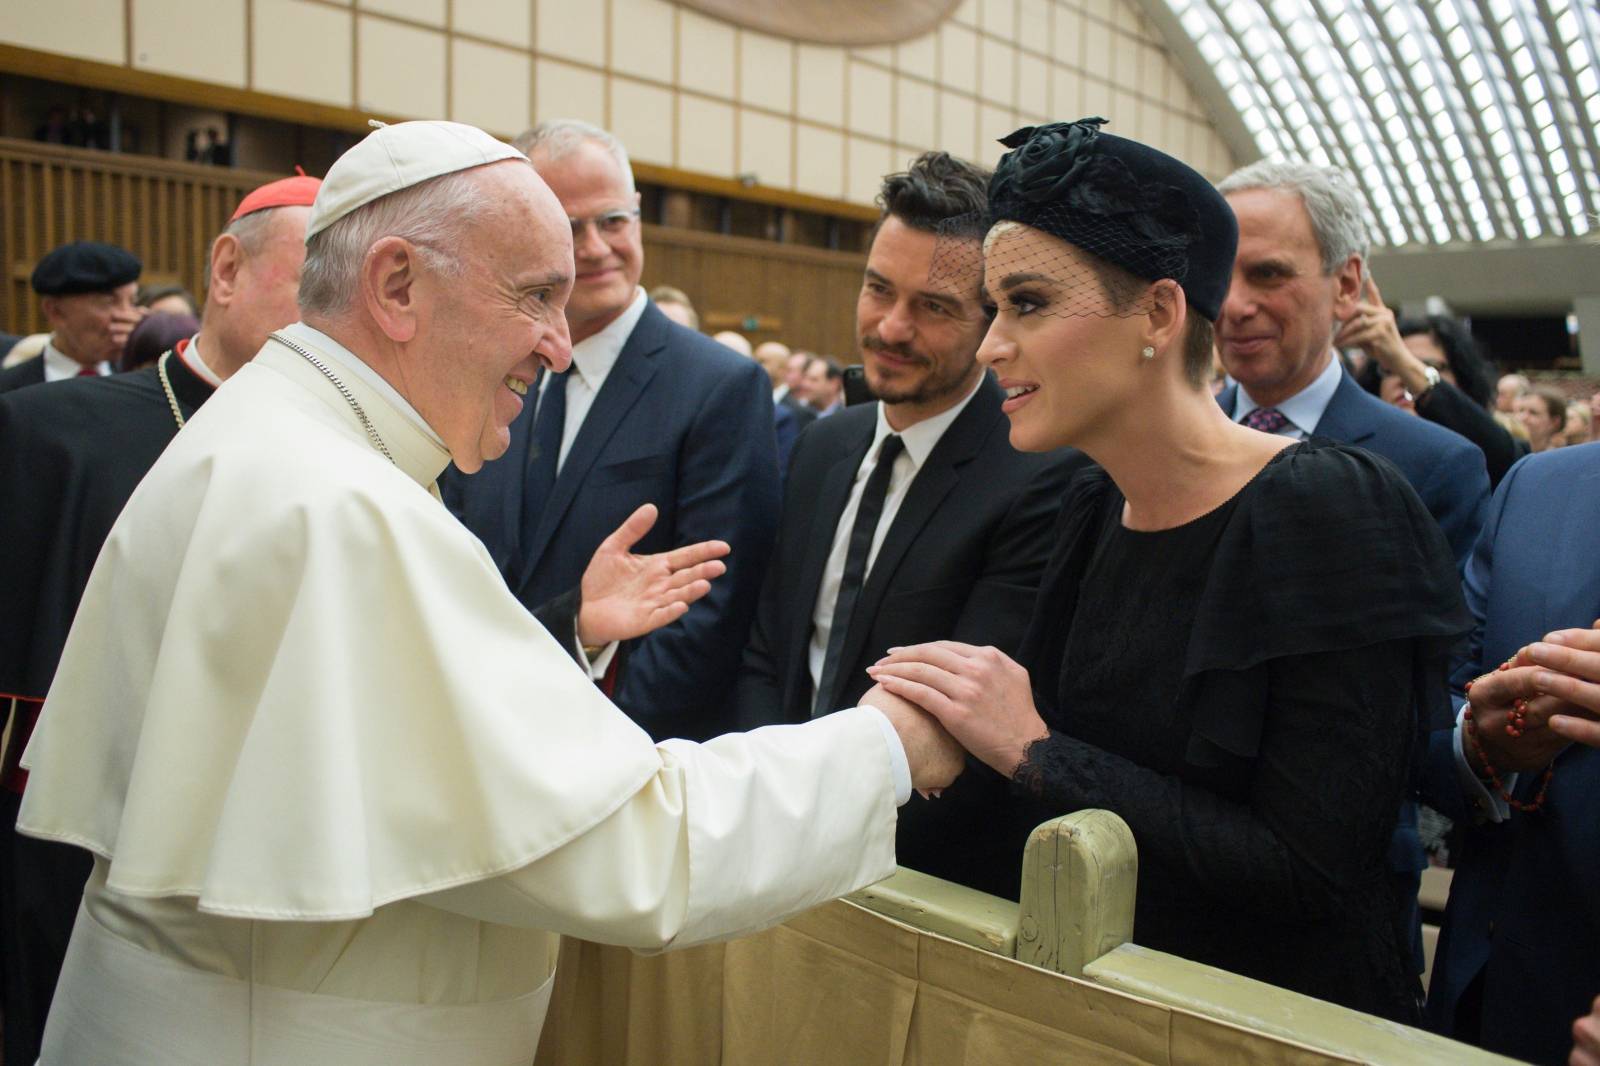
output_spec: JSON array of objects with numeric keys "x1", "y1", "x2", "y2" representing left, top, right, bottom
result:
[{"x1": 1010, "y1": 439, "x2": 1468, "y2": 1022}]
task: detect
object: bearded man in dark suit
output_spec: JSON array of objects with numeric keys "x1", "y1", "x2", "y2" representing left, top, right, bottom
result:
[{"x1": 735, "y1": 151, "x2": 1085, "y2": 900}]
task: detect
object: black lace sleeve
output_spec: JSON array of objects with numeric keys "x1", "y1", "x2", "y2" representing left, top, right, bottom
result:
[{"x1": 1013, "y1": 637, "x2": 1416, "y2": 923}]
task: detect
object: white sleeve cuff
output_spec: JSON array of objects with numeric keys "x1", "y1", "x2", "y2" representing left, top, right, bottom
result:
[
  {"x1": 1453, "y1": 705, "x2": 1516, "y2": 823},
  {"x1": 860, "y1": 707, "x2": 913, "y2": 806},
  {"x1": 571, "y1": 623, "x2": 619, "y2": 680}
]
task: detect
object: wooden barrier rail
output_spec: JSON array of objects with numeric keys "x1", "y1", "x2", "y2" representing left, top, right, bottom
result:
[{"x1": 534, "y1": 813, "x2": 1518, "y2": 1065}]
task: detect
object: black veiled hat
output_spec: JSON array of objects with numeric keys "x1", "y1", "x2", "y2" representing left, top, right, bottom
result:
[
  {"x1": 30, "y1": 240, "x2": 142, "y2": 297},
  {"x1": 988, "y1": 118, "x2": 1237, "y2": 322}
]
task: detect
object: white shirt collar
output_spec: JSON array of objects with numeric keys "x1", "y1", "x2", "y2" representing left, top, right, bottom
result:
[
  {"x1": 569, "y1": 288, "x2": 648, "y2": 392},
  {"x1": 177, "y1": 334, "x2": 222, "y2": 387},
  {"x1": 42, "y1": 339, "x2": 109, "y2": 382},
  {"x1": 869, "y1": 371, "x2": 987, "y2": 469},
  {"x1": 1233, "y1": 354, "x2": 1342, "y2": 434},
  {"x1": 278, "y1": 322, "x2": 445, "y2": 448}
]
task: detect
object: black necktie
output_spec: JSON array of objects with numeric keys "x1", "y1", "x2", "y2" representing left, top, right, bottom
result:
[
  {"x1": 521, "y1": 367, "x2": 568, "y2": 544},
  {"x1": 814, "y1": 434, "x2": 904, "y2": 717}
]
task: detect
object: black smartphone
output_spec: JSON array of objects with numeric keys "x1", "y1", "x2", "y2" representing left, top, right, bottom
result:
[{"x1": 843, "y1": 365, "x2": 874, "y2": 407}]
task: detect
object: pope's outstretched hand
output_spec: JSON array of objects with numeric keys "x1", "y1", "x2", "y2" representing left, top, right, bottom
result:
[
  {"x1": 861, "y1": 683, "x2": 966, "y2": 792},
  {"x1": 576, "y1": 504, "x2": 729, "y2": 645}
]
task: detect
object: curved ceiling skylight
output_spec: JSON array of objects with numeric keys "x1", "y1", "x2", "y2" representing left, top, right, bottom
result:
[{"x1": 1165, "y1": 0, "x2": 1600, "y2": 247}]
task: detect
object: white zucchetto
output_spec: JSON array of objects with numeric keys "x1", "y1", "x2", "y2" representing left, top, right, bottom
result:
[{"x1": 305, "y1": 120, "x2": 526, "y2": 241}]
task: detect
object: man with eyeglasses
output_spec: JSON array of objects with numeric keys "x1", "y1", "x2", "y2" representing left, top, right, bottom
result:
[{"x1": 441, "y1": 120, "x2": 780, "y2": 743}]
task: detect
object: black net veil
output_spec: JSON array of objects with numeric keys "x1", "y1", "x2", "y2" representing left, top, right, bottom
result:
[
  {"x1": 931, "y1": 210, "x2": 1167, "y2": 321},
  {"x1": 930, "y1": 117, "x2": 1207, "y2": 322}
]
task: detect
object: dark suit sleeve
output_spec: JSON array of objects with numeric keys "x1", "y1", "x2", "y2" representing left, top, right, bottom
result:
[
  {"x1": 530, "y1": 586, "x2": 584, "y2": 668},
  {"x1": 612, "y1": 361, "x2": 781, "y2": 740},
  {"x1": 1414, "y1": 383, "x2": 1526, "y2": 490},
  {"x1": 948, "y1": 453, "x2": 1082, "y2": 655},
  {"x1": 731, "y1": 540, "x2": 790, "y2": 729},
  {"x1": 731, "y1": 419, "x2": 827, "y2": 730},
  {"x1": 1417, "y1": 432, "x2": 1489, "y2": 571},
  {"x1": 1420, "y1": 452, "x2": 1520, "y2": 822}
]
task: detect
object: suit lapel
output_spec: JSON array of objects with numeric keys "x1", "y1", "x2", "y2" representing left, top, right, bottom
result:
[
  {"x1": 790, "y1": 416, "x2": 875, "y2": 704},
  {"x1": 832, "y1": 376, "x2": 1001, "y2": 688},
  {"x1": 1307, "y1": 370, "x2": 1376, "y2": 444},
  {"x1": 515, "y1": 308, "x2": 664, "y2": 589}
]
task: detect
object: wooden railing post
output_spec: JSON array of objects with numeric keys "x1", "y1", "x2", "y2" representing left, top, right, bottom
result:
[{"x1": 1015, "y1": 810, "x2": 1138, "y2": 977}]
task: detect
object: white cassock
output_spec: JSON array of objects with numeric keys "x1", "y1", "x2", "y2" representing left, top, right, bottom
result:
[{"x1": 17, "y1": 326, "x2": 901, "y2": 1065}]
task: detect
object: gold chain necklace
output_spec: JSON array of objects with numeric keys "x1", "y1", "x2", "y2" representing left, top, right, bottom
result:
[{"x1": 156, "y1": 351, "x2": 185, "y2": 429}]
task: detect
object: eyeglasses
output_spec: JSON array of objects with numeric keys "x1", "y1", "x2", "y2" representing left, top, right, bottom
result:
[{"x1": 570, "y1": 208, "x2": 640, "y2": 240}]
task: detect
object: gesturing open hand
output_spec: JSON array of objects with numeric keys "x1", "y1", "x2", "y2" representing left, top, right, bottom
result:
[
  {"x1": 576, "y1": 504, "x2": 729, "y2": 646},
  {"x1": 867, "y1": 641, "x2": 1048, "y2": 778}
]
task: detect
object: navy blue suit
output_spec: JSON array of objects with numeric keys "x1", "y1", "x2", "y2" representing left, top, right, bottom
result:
[
  {"x1": 1218, "y1": 369, "x2": 1488, "y2": 568},
  {"x1": 1422, "y1": 443, "x2": 1600, "y2": 1064},
  {"x1": 441, "y1": 301, "x2": 781, "y2": 741}
]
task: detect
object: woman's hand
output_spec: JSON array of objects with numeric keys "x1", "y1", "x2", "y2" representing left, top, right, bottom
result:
[
  {"x1": 867, "y1": 641, "x2": 1048, "y2": 778},
  {"x1": 576, "y1": 504, "x2": 728, "y2": 645}
]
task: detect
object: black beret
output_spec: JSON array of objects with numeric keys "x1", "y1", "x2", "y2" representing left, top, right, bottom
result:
[
  {"x1": 30, "y1": 241, "x2": 142, "y2": 297},
  {"x1": 988, "y1": 118, "x2": 1238, "y2": 322}
]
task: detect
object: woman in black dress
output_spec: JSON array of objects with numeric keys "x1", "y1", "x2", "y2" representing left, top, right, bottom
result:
[{"x1": 867, "y1": 120, "x2": 1468, "y2": 1022}]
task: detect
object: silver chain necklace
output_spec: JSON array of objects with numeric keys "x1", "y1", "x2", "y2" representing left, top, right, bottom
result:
[{"x1": 269, "y1": 331, "x2": 396, "y2": 466}]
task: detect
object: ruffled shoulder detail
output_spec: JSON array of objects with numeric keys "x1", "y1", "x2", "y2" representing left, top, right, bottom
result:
[
  {"x1": 1181, "y1": 438, "x2": 1470, "y2": 767},
  {"x1": 1185, "y1": 438, "x2": 1469, "y2": 676}
]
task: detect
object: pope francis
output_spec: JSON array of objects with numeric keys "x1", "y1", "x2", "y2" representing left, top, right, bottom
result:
[{"x1": 16, "y1": 120, "x2": 963, "y2": 1065}]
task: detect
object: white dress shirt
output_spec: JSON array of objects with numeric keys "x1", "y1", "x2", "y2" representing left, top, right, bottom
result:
[
  {"x1": 808, "y1": 374, "x2": 986, "y2": 699},
  {"x1": 42, "y1": 339, "x2": 110, "y2": 382},
  {"x1": 1231, "y1": 354, "x2": 1343, "y2": 438},
  {"x1": 1451, "y1": 704, "x2": 1517, "y2": 823},
  {"x1": 536, "y1": 287, "x2": 649, "y2": 473}
]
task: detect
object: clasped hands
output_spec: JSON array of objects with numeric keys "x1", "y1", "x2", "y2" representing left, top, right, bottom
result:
[
  {"x1": 1464, "y1": 620, "x2": 1600, "y2": 774},
  {"x1": 575, "y1": 504, "x2": 728, "y2": 646},
  {"x1": 862, "y1": 641, "x2": 1049, "y2": 793}
]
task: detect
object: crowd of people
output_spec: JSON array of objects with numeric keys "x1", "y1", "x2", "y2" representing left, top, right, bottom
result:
[{"x1": 0, "y1": 114, "x2": 1595, "y2": 1066}]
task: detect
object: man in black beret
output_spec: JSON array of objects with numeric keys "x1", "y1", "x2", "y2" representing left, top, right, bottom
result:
[{"x1": 0, "y1": 241, "x2": 143, "y2": 394}]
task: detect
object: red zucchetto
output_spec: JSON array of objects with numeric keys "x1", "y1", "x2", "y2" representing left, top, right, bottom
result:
[{"x1": 229, "y1": 171, "x2": 322, "y2": 222}]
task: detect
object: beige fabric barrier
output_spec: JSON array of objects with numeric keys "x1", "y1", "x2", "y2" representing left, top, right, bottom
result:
[{"x1": 534, "y1": 900, "x2": 1360, "y2": 1066}]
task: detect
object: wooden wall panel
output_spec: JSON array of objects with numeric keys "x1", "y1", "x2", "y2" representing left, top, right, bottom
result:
[
  {"x1": 642, "y1": 225, "x2": 866, "y2": 360},
  {"x1": 1, "y1": 137, "x2": 268, "y2": 335},
  {"x1": 0, "y1": 138, "x2": 867, "y2": 359}
]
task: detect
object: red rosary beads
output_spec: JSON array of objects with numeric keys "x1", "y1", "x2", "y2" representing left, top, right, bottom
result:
[{"x1": 1462, "y1": 654, "x2": 1553, "y2": 814}]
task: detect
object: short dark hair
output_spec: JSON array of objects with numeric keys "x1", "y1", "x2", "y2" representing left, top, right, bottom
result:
[
  {"x1": 1083, "y1": 249, "x2": 1214, "y2": 390},
  {"x1": 1397, "y1": 314, "x2": 1496, "y2": 410},
  {"x1": 808, "y1": 355, "x2": 844, "y2": 382},
  {"x1": 876, "y1": 152, "x2": 991, "y2": 237}
]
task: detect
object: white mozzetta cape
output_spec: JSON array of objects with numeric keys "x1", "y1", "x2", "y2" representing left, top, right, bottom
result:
[{"x1": 18, "y1": 329, "x2": 898, "y2": 1065}]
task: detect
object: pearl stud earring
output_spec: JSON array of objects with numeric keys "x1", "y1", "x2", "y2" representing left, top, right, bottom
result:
[{"x1": 1140, "y1": 346, "x2": 1155, "y2": 360}]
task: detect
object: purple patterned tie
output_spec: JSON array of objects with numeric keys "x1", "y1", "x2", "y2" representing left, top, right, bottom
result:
[{"x1": 1243, "y1": 407, "x2": 1291, "y2": 434}]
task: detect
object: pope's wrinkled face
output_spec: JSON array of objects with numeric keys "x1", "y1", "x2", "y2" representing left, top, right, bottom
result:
[
  {"x1": 531, "y1": 140, "x2": 643, "y2": 344},
  {"x1": 407, "y1": 162, "x2": 574, "y2": 473}
]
